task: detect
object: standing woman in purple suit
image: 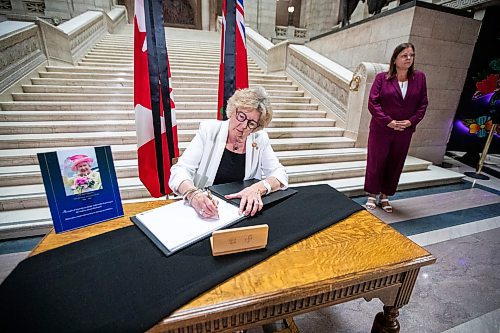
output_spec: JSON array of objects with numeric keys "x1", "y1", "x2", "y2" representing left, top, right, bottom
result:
[{"x1": 364, "y1": 42, "x2": 428, "y2": 212}]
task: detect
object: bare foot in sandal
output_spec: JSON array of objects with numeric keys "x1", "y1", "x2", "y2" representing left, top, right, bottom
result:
[
  {"x1": 379, "y1": 194, "x2": 393, "y2": 213},
  {"x1": 365, "y1": 195, "x2": 377, "y2": 210}
]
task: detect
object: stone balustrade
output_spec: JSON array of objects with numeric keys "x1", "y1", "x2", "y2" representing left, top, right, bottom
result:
[
  {"x1": 287, "y1": 45, "x2": 352, "y2": 126},
  {"x1": 345, "y1": 62, "x2": 389, "y2": 146},
  {"x1": 272, "y1": 25, "x2": 308, "y2": 44},
  {"x1": 105, "y1": 6, "x2": 127, "y2": 34},
  {"x1": 40, "y1": 11, "x2": 107, "y2": 65},
  {"x1": 0, "y1": 21, "x2": 45, "y2": 92},
  {"x1": 246, "y1": 26, "x2": 274, "y2": 72},
  {"x1": 0, "y1": 7, "x2": 127, "y2": 93}
]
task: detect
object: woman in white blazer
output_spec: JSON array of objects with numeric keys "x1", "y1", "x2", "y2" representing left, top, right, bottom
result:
[{"x1": 169, "y1": 87, "x2": 288, "y2": 219}]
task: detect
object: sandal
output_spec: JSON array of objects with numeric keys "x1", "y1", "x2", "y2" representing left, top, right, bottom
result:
[
  {"x1": 365, "y1": 196, "x2": 377, "y2": 210},
  {"x1": 379, "y1": 198, "x2": 393, "y2": 213}
]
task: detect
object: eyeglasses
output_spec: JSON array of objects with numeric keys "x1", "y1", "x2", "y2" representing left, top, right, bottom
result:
[
  {"x1": 399, "y1": 53, "x2": 415, "y2": 59},
  {"x1": 235, "y1": 110, "x2": 260, "y2": 130}
]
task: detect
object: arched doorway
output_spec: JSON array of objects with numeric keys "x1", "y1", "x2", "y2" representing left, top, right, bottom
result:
[{"x1": 163, "y1": 0, "x2": 201, "y2": 29}]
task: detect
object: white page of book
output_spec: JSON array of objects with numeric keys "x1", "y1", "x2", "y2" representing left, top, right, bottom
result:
[{"x1": 135, "y1": 199, "x2": 242, "y2": 252}]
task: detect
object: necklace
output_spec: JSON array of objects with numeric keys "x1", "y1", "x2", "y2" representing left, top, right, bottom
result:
[{"x1": 399, "y1": 81, "x2": 406, "y2": 89}]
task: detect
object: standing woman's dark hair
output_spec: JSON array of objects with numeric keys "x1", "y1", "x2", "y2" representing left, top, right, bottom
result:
[{"x1": 386, "y1": 42, "x2": 415, "y2": 80}]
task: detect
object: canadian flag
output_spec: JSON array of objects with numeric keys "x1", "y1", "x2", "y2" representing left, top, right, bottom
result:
[
  {"x1": 134, "y1": 0, "x2": 179, "y2": 197},
  {"x1": 217, "y1": 0, "x2": 249, "y2": 120}
]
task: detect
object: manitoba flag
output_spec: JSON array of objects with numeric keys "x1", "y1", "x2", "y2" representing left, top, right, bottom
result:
[
  {"x1": 217, "y1": 0, "x2": 249, "y2": 120},
  {"x1": 134, "y1": 0, "x2": 179, "y2": 197}
]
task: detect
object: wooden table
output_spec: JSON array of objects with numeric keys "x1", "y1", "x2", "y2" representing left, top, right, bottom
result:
[{"x1": 32, "y1": 200, "x2": 436, "y2": 333}]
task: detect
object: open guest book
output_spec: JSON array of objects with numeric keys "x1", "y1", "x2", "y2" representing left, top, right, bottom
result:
[{"x1": 131, "y1": 179, "x2": 297, "y2": 256}]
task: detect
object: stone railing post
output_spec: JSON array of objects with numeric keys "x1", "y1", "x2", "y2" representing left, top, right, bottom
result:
[
  {"x1": 267, "y1": 41, "x2": 288, "y2": 73},
  {"x1": 104, "y1": 6, "x2": 128, "y2": 34},
  {"x1": 37, "y1": 11, "x2": 107, "y2": 65},
  {"x1": 345, "y1": 62, "x2": 388, "y2": 146},
  {"x1": 246, "y1": 26, "x2": 274, "y2": 73}
]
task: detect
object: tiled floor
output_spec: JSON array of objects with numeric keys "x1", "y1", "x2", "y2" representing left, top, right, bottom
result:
[{"x1": 1, "y1": 156, "x2": 499, "y2": 333}]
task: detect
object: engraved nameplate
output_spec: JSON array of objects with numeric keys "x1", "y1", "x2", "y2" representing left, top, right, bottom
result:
[{"x1": 210, "y1": 224, "x2": 269, "y2": 256}]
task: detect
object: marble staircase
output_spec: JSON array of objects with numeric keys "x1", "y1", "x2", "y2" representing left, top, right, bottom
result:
[{"x1": 0, "y1": 30, "x2": 463, "y2": 239}]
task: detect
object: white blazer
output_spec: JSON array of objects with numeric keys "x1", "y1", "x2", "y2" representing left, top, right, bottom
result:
[{"x1": 169, "y1": 120, "x2": 288, "y2": 194}]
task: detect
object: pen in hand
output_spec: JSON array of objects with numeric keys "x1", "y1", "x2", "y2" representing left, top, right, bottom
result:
[{"x1": 206, "y1": 189, "x2": 220, "y2": 219}]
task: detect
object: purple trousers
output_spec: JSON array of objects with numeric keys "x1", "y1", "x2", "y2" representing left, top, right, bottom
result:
[{"x1": 363, "y1": 126, "x2": 413, "y2": 196}]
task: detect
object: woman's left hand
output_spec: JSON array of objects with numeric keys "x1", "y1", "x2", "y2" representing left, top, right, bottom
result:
[{"x1": 225, "y1": 186, "x2": 263, "y2": 216}]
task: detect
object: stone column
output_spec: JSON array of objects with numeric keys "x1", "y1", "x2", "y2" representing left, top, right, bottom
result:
[
  {"x1": 245, "y1": 0, "x2": 276, "y2": 40},
  {"x1": 201, "y1": 0, "x2": 209, "y2": 30}
]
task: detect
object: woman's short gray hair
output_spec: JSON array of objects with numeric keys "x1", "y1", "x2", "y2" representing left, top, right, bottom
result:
[{"x1": 226, "y1": 86, "x2": 273, "y2": 131}]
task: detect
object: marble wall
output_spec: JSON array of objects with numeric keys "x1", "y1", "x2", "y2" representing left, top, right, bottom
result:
[
  {"x1": 306, "y1": 3, "x2": 481, "y2": 164},
  {"x1": 245, "y1": 0, "x2": 277, "y2": 40},
  {"x1": 300, "y1": 0, "x2": 340, "y2": 38}
]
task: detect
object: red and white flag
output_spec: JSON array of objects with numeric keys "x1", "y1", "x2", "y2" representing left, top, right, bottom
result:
[
  {"x1": 217, "y1": 0, "x2": 249, "y2": 120},
  {"x1": 134, "y1": 0, "x2": 179, "y2": 197}
]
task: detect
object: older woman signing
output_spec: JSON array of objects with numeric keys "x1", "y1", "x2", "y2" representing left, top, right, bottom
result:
[{"x1": 169, "y1": 86, "x2": 288, "y2": 219}]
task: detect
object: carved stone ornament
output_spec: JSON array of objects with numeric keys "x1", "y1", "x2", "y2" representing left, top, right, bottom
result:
[
  {"x1": 23, "y1": 0, "x2": 45, "y2": 14},
  {"x1": 163, "y1": 0, "x2": 194, "y2": 25},
  {"x1": 350, "y1": 63, "x2": 367, "y2": 91},
  {"x1": 0, "y1": 0, "x2": 12, "y2": 10}
]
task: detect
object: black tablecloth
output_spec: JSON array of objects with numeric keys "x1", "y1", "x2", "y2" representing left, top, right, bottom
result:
[{"x1": 0, "y1": 185, "x2": 362, "y2": 332}]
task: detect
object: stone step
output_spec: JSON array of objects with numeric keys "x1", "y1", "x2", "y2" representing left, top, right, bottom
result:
[
  {"x1": 286, "y1": 156, "x2": 431, "y2": 183},
  {"x1": 0, "y1": 165, "x2": 463, "y2": 239},
  {"x1": 88, "y1": 50, "x2": 226, "y2": 62},
  {"x1": 80, "y1": 57, "x2": 261, "y2": 67},
  {"x1": 295, "y1": 165, "x2": 465, "y2": 197},
  {"x1": 95, "y1": 41, "x2": 219, "y2": 49},
  {"x1": 0, "y1": 109, "x2": 324, "y2": 122},
  {"x1": 0, "y1": 131, "x2": 346, "y2": 150},
  {"x1": 0, "y1": 136, "x2": 353, "y2": 166},
  {"x1": 0, "y1": 101, "x2": 318, "y2": 111},
  {"x1": 76, "y1": 61, "x2": 264, "y2": 73},
  {"x1": 29, "y1": 78, "x2": 299, "y2": 90},
  {"x1": 98, "y1": 40, "x2": 218, "y2": 48},
  {"x1": 44, "y1": 66, "x2": 274, "y2": 78},
  {"x1": 276, "y1": 148, "x2": 367, "y2": 166},
  {"x1": 0, "y1": 156, "x2": 431, "y2": 211},
  {"x1": 12, "y1": 93, "x2": 311, "y2": 104},
  {"x1": 0, "y1": 145, "x2": 361, "y2": 168},
  {"x1": 0, "y1": 146, "x2": 357, "y2": 188},
  {"x1": 37, "y1": 72, "x2": 289, "y2": 85},
  {"x1": 81, "y1": 55, "x2": 261, "y2": 68},
  {"x1": 94, "y1": 45, "x2": 220, "y2": 53},
  {"x1": 81, "y1": 57, "x2": 133, "y2": 64},
  {"x1": 0, "y1": 121, "x2": 339, "y2": 138},
  {"x1": 21, "y1": 85, "x2": 305, "y2": 97},
  {"x1": 0, "y1": 159, "x2": 138, "y2": 186},
  {"x1": 84, "y1": 52, "x2": 250, "y2": 64},
  {"x1": 90, "y1": 48, "x2": 221, "y2": 58},
  {"x1": 0, "y1": 177, "x2": 151, "y2": 211}
]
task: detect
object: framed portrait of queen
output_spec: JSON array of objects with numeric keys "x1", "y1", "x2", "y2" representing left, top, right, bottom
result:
[
  {"x1": 38, "y1": 146, "x2": 123, "y2": 233},
  {"x1": 57, "y1": 148, "x2": 103, "y2": 196}
]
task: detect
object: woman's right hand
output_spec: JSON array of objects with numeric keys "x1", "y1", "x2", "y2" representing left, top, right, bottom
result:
[
  {"x1": 387, "y1": 120, "x2": 405, "y2": 131},
  {"x1": 190, "y1": 191, "x2": 219, "y2": 219}
]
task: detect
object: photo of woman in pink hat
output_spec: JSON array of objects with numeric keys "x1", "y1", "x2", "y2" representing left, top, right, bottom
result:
[{"x1": 59, "y1": 149, "x2": 102, "y2": 195}]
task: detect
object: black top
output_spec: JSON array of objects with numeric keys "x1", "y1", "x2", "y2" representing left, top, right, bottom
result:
[{"x1": 213, "y1": 148, "x2": 245, "y2": 185}]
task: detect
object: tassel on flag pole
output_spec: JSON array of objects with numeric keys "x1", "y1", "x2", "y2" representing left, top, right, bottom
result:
[
  {"x1": 217, "y1": 0, "x2": 249, "y2": 120},
  {"x1": 134, "y1": 0, "x2": 179, "y2": 197}
]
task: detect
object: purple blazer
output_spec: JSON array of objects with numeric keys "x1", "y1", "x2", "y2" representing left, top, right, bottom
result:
[{"x1": 368, "y1": 70, "x2": 428, "y2": 133}]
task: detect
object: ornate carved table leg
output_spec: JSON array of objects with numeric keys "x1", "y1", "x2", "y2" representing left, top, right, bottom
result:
[
  {"x1": 262, "y1": 317, "x2": 300, "y2": 333},
  {"x1": 371, "y1": 305, "x2": 400, "y2": 333}
]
